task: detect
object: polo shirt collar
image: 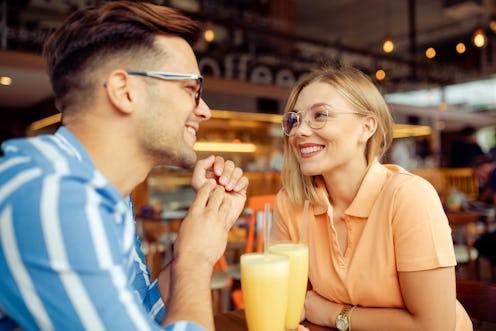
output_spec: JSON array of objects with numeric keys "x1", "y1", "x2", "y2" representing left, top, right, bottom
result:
[{"x1": 313, "y1": 159, "x2": 388, "y2": 218}]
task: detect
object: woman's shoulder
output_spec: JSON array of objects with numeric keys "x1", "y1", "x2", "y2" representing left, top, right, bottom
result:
[{"x1": 383, "y1": 164, "x2": 439, "y2": 196}]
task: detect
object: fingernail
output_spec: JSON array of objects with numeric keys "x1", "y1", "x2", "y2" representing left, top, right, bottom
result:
[{"x1": 220, "y1": 176, "x2": 227, "y2": 184}]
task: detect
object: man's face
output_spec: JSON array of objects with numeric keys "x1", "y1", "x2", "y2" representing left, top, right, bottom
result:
[{"x1": 134, "y1": 35, "x2": 211, "y2": 168}]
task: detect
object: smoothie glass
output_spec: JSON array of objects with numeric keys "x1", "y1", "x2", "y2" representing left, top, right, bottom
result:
[
  {"x1": 240, "y1": 253, "x2": 290, "y2": 331},
  {"x1": 269, "y1": 242, "x2": 309, "y2": 330}
]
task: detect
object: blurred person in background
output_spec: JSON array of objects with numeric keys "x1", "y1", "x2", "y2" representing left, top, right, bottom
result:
[
  {"x1": 449, "y1": 126, "x2": 484, "y2": 168},
  {"x1": 471, "y1": 155, "x2": 496, "y2": 206},
  {"x1": 471, "y1": 155, "x2": 496, "y2": 277}
]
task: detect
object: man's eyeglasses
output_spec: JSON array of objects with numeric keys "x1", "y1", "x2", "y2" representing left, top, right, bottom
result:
[
  {"x1": 127, "y1": 71, "x2": 203, "y2": 106},
  {"x1": 282, "y1": 103, "x2": 361, "y2": 136}
]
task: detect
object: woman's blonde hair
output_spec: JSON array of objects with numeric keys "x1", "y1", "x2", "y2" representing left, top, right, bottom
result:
[{"x1": 281, "y1": 66, "x2": 394, "y2": 205}]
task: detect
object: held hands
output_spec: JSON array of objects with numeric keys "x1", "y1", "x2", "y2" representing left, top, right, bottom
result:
[
  {"x1": 173, "y1": 156, "x2": 248, "y2": 267},
  {"x1": 191, "y1": 155, "x2": 248, "y2": 229}
]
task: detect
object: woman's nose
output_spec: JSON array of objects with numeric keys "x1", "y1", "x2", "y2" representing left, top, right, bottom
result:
[{"x1": 294, "y1": 118, "x2": 313, "y2": 136}]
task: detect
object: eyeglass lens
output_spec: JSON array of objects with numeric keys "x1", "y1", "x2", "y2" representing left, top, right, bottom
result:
[
  {"x1": 195, "y1": 77, "x2": 203, "y2": 106},
  {"x1": 282, "y1": 104, "x2": 329, "y2": 135}
]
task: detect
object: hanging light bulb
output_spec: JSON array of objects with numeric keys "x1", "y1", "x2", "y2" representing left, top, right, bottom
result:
[
  {"x1": 383, "y1": 36, "x2": 394, "y2": 53},
  {"x1": 375, "y1": 69, "x2": 386, "y2": 81},
  {"x1": 204, "y1": 23, "x2": 215, "y2": 43},
  {"x1": 490, "y1": 15, "x2": 496, "y2": 33},
  {"x1": 455, "y1": 42, "x2": 466, "y2": 54},
  {"x1": 472, "y1": 28, "x2": 487, "y2": 48},
  {"x1": 0, "y1": 76, "x2": 12, "y2": 86},
  {"x1": 425, "y1": 47, "x2": 436, "y2": 59}
]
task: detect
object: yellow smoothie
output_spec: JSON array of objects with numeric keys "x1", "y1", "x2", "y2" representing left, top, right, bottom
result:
[
  {"x1": 269, "y1": 242, "x2": 309, "y2": 330},
  {"x1": 241, "y1": 253, "x2": 289, "y2": 331}
]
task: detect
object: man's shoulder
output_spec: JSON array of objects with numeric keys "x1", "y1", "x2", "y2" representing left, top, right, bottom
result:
[{"x1": 1, "y1": 133, "x2": 94, "y2": 181}]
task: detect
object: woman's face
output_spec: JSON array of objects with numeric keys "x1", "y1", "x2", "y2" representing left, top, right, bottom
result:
[{"x1": 288, "y1": 81, "x2": 371, "y2": 177}]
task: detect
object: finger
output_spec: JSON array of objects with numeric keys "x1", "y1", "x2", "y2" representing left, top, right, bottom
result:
[
  {"x1": 233, "y1": 176, "x2": 249, "y2": 192},
  {"x1": 224, "y1": 167, "x2": 244, "y2": 191},
  {"x1": 191, "y1": 155, "x2": 215, "y2": 190},
  {"x1": 218, "y1": 160, "x2": 235, "y2": 186},
  {"x1": 191, "y1": 179, "x2": 216, "y2": 207},
  {"x1": 213, "y1": 156, "x2": 225, "y2": 177},
  {"x1": 205, "y1": 185, "x2": 226, "y2": 211},
  {"x1": 195, "y1": 155, "x2": 215, "y2": 173}
]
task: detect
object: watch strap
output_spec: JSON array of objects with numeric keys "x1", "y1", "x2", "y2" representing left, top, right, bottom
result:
[{"x1": 336, "y1": 304, "x2": 357, "y2": 331}]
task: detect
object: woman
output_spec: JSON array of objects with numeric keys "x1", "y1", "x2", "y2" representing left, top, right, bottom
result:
[{"x1": 271, "y1": 66, "x2": 472, "y2": 331}]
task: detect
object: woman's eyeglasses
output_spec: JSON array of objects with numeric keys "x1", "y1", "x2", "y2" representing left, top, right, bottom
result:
[
  {"x1": 127, "y1": 71, "x2": 203, "y2": 106},
  {"x1": 281, "y1": 103, "x2": 361, "y2": 136}
]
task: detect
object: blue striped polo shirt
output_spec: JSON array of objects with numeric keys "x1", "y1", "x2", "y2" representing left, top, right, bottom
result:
[{"x1": 0, "y1": 127, "x2": 204, "y2": 331}]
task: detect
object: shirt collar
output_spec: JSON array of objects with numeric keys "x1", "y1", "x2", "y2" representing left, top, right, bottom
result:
[
  {"x1": 55, "y1": 126, "x2": 94, "y2": 165},
  {"x1": 313, "y1": 160, "x2": 389, "y2": 218}
]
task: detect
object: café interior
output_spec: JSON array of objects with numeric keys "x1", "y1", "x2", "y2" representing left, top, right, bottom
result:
[{"x1": 2, "y1": 0, "x2": 496, "y2": 326}]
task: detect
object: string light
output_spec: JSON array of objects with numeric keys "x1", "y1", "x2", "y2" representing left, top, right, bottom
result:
[
  {"x1": 490, "y1": 18, "x2": 496, "y2": 33},
  {"x1": 472, "y1": 28, "x2": 487, "y2": 48},
  {"x1": 383, "y1": 37, "x2": 394, "y2": 53},
  {"x1": 0, "y1": 76, "x2": 12, "y2": 86},
  {"x1": 425, "y1": 47, "x2": 436, "y2": 59},
  {"x1": 204, "y1": 23, "x2": 215, "y2": 43},
  {"x1": 375, "y1": 69, "x2": 386, "y2": 81},
  {"x1": 455, "y1": 42, "x2": 466, "y2": 54}
]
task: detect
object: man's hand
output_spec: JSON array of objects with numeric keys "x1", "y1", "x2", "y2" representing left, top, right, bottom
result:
[
  {"x1": 173, "y1": 180, "x2": 233, "y2": 266},
  {"x1": 191, "y1": 155, "x2": 248, "y2": 230}
]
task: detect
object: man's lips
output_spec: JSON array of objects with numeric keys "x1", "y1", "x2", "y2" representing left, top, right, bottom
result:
[{"x1": 185, "y1": 125, "x2": 197, "y2": 136}]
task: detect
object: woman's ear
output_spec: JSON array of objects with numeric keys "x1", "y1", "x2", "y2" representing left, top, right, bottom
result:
[
  {"x1": 360, "y1": 115, "x2": 377, "y2": 142},
  {"x1": 104, "y1": 70, "x2": 134, "y2": 115}
]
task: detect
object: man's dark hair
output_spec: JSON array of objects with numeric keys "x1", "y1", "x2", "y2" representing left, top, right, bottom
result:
[
  {"x1": 43, "y1": 1, "x2": 200, "y2": 112},
  {"x1": 460, "y1": 126, "x2": 476, "y2": 137}
]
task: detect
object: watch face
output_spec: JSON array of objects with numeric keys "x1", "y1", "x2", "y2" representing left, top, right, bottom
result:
[{"x1": 336, "y1": 317, "x2": 349, "y2": 331}]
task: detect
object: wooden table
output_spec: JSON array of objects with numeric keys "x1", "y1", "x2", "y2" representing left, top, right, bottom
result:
[{"x1": 214, "y1": 310, "x2": 336, "y2": 331}]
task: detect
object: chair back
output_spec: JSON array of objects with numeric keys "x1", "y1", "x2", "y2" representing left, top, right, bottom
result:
[
  {"x1": 245, "y1": 194, "x2": 277, "y2": 253},
  {"x1": 456, "y1": 279, "x2": 496, "y2": 323},
  {"x1": 442, "y1": 168, "x2": 479, "y2": 201},
  {"x1": 410, "y1": 167, "x2": 479, "y2": 202}
]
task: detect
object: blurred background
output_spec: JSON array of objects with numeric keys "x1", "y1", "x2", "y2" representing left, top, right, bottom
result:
[
  {"x1": 3, "y1": 0, "x2": 496, "y2": 305},
  {"x1": 2, "y1": 0, "x2": 496, "y2": 200}
]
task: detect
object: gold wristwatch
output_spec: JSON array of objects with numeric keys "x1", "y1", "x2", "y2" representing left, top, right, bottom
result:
[{"x1": 336, "y1": 304, "x2": 353, "y2": 331}]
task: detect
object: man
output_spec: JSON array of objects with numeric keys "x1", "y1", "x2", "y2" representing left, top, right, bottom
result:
[
  {"x1": 472, "y1": 155, "x2": 496, "y2": 206},
  {"x1": 449, "y1": 126, "x2": 484, "y2": 168},
  {"x1": 471, "y1": 155, "x2": 496, "y2": 271},
  {"x1": 0, "y1": 2, "x2": 248, "y2": 330}
]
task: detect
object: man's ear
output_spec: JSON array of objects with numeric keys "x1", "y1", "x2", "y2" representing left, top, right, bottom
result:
[{"x1": 104, "y1": 70, "x2": 135, "y2": 115}]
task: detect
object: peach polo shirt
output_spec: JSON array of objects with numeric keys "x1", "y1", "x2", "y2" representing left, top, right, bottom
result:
[{"x1": 272, "y1": 161, "x2": 472, "y2": 330}]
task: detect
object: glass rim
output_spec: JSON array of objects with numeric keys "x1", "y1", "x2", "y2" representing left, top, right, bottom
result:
[
  {"x1": 127, "y1": 70, "x2": 203, "y2": 106},
  {"x1": 281, "y1": 103, "x2": 363, "y2": 136}
]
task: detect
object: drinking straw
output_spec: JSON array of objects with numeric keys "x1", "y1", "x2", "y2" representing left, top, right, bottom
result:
[
  {"x1": 300, "y1": 200, "x2": 309, "y2": 243},
  {"x1": 263, "y1": 202, "x2": 271, "y2": 255}
]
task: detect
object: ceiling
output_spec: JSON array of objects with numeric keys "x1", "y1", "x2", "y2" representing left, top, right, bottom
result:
[
  {"x1": 1, "y1": 0, "x2": 496, "y2": 129},
  {"x1": 295, "y1": 0, "x2": 491, "y2": 54}
]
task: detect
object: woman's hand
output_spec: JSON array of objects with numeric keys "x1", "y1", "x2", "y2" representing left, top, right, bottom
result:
[{"x1": 304, "y1": 290, "x2": 341, "y2": 327}]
